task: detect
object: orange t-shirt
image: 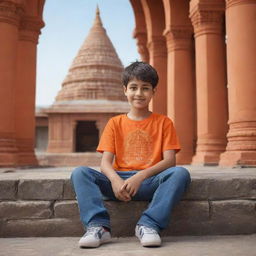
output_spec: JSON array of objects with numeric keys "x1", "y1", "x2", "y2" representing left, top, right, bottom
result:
[{"x1": 97, "y1": 113, "x2": 181, "y2": 171}]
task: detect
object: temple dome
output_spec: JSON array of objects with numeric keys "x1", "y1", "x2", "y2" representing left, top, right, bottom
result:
[{"x1": 55, "y1": 7, "x2": 126, "y2": 102}]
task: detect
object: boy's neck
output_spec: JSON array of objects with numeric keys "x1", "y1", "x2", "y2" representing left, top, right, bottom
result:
[{"x1": 127, "y1": 109, "x2": 152, "y2": 121}]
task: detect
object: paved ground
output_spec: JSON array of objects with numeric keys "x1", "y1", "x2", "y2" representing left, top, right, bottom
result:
[{"x1": 1, "y1": 235, "x2": 256, "y2": 256}]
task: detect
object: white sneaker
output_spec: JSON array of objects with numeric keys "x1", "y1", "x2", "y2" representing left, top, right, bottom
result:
[
  {"x1": 135, "y1": 225, "x2": 161, "y2": 247},
  {"x1": 78, "y1": 226, "x2": 111, "y2": 248}
]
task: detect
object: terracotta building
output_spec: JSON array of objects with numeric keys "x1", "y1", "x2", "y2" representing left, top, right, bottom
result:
[
  {"x1": 0, "y1": 0, "x2": 256, "y2": 167},
  {"x1": 36, "y1": 7, "x2": 129, "y2": 166}
]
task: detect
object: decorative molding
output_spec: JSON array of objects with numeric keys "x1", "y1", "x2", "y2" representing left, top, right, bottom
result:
[
  {"x1": 18, "y1": 16, "x2": 44, "y2": 43},
  {"x1": 191, "y1": 10, "x2": 225, "y2": 37},
  {"x1": 20, "y1": 16, "x2": 45, "y2": 32},
  {"x1": 226, "y1": 0, "x2": 256, "y2": 9},
  {"x1": 133, "y1": 28, "x2": 147, "y2": 39},
  {"x1": 164, "y1": 26, "x2": 193, "y2": 52},
  {"x1": 147, "y1": 36, "x2": 167, "y2": 58},
  {"x1": 190, "y1": 1, "x2": 225, "y2": 37},
  {"x1": 133, "y1": 31, "x2": 149, "y2": 62},
  {"x1": 225, "y1": 121, "x2": 256, "y2": 151},
  {"x1": 0, "y1": 135, "x2": 17, "y2": 153},
  {"x1": 0, "y1": 0, "x2": 24, "y2": 26}
]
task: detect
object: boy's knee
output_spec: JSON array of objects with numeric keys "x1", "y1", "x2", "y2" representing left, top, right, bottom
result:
[
  {"x1": 71, "y1": 166, "x2": 90, "y2": 180},
  {"x1": 174, "y1": 166, "x2": 191, "y2": 183}
]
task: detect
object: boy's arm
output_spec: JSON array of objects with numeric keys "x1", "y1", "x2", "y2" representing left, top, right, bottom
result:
[
  {"x1": 121, "y1": 150, "x2": 176, "y2": 196},
  {"x1": 100, "y1": 151, "x2": 131, "y2": 201}
]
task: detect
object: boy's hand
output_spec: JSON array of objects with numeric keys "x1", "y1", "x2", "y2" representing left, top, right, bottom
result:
[
  {"x1": 121, "y1": 174, "x2": 145, "y2": 197},
  {"x1": 111, "y1": 177, "x2": 131, "y2": 202}
]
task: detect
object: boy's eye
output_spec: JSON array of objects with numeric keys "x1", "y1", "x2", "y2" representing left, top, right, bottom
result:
[
  {"x1": 143, "y1": 87, "x2": 150, "y2": 90},
  {"x1": 130, "y1": 87, "x2": 137, "y2": 90}
]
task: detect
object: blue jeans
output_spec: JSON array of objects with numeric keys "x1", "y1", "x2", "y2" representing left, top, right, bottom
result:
[{"x1": 71, "y1": 166, "x2": 191, "y2": 233}]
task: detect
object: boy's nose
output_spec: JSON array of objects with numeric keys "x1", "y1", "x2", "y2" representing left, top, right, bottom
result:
[{"x1": 135, "y1": 89, "x2": 143, "y2": 95}]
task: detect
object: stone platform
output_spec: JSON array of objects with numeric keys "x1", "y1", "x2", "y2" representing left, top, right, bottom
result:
[{"x1": 0, "y1": 166, "x2": 255, "y2": 237}]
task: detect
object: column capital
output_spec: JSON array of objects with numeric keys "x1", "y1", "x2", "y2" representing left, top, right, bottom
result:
[
  {"x1": 19, "y1": 16, "x2": 45, "y2": 43},
  {"x1": 0, "y1": 0, "x2": 25, "y2": 26},
  {"x1": 147, "y1": 36, "x2": 167, "y2": 58},
  {"x1": 133, "y1": 29, "x2": 149, "y2": 62},
  {"x1": 226, "y1": 0, "x2": 256, "y2": 9},
  {"x1": 163, "y1": 25, "x2": 193, "y2": 52},
  {"x1": 190, "y1": 0, "x2": 225, "y2": 37}
]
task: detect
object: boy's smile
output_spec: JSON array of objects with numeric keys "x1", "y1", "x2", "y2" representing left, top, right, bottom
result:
[{"x1": 123, "y1": 78, "x2": 155, "y2": 111}]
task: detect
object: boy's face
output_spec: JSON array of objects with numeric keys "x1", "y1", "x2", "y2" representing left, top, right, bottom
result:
[{"x1": 123, "y1": 78, "x2": 156, "y2": 110}]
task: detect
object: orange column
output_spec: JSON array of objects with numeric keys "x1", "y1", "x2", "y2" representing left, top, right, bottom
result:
[
  {"x1": 148, "y1": 36, "x2": 167, "y2": 115},
  {"x1": 15, "y1": 16, "x2": 44, "y2": 165},
  {"x1": 190, "y1": 0, "x2": 228, "y2": 165},
  {"x1": 164, "y1": 26, "x2": 195, "y2": 164},
  {"x1": 133, "y1": 29, "x2": 149, "y2": 62},
  {"x1": 0, "y1": 1, "x2": 24, "y2": 166},
  {"x1": 220, "y1": 0, "x2": 256, "y2": 166}
]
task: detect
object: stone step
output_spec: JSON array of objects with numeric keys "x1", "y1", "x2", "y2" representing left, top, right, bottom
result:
[
  {"x1": 1, "y1": 235, "x2": 256, "y2": 256},
  {"x1": 0, "y1": 166, "x2": 256, "y2": 237}
]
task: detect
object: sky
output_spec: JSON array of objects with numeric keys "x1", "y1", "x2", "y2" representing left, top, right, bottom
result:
[{"x1": 36, "y1": 0, "x2": 140, "y2": 107}]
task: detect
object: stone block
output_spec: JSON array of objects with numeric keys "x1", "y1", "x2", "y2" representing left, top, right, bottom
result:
[
  {"x1": 105, "y1": 201, "x2": 148, "y2": 220},
  {"x1": 184, "y1": 177, "x2": 256, "y2": 200},
  {"x1": 103, "y1": 200, "x2": 209, "y2": 237},
  {"x1": 208, "y1": 178, "x2": 256, "y2": 200},
  {"x1": 210, "y1": 200, "x2": 256, "y2": 234},
  {"x1": 0, "y1": 201, "x2": 52, "y2": 219},
  {"x1": 54, "y1": 201, "x2": 79, "y2": 218},
  {"x1": 0, "y1": 180, "x2": 17, "y2": 200},
  {"x1": 104, "y1": 201, "x2": 148, "y2": 237},
  {"x1": 63, "y1": 180, "x2": 76, "y2": 200},
  {"x1": 171, "y1": 201, "x2": 209, "y2": 222},
  {"x1": 3, "y1": 219, "x2": 84, "y2": 237},
  {"x1": 183, "y1": 178, "x2": 209, "y2": 200},
  {"x1": 18, "y1": 179, "x2": 63, "y2": 200}
]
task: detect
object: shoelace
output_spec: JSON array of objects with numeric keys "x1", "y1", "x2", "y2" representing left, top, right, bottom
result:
[
  {"x1": 140, "y1": 226, "x2": 158, "y2": 234},
  {"x1": 84, "y1": 226, "x2": 102, "y2": 237}
]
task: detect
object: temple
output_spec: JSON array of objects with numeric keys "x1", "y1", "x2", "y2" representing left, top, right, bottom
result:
[
  {"x1": 36, "y1": 7, "x2": 129, "y2": 166},
  {"x1": 0, "y1": 0, "x2": 255, "y2": 167}
]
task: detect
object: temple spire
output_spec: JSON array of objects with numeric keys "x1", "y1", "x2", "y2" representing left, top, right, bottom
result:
[
  {"x1": 93, "y1": 5, "x2": 103, "y2": 27},
  {"x1": 54, "y1": 6, "x2": 125, "y2": 102}
]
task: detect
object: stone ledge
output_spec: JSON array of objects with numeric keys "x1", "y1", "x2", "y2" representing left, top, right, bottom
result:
[
  {"x1": 1, "y1": 176, "x2": 255, "y2": 201},
  {"x1": 0, "y1": 166, "x2": 256, "y2": 237}
]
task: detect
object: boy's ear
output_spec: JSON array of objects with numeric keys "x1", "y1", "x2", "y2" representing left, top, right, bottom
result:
[
  {"x1": 153, "y1": 87, "x2": 157, "y2": 94},
  {"x1": 123, "y1": 85, "x2": 127, "y2": 95}
]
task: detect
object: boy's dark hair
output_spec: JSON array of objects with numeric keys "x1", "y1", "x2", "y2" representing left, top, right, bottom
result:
[{"x1": 122, "y1": 61, "x2": 159, "y2": 88}]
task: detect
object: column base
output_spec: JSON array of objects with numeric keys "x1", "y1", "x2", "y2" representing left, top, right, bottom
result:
[
  {"x1": 16, "y1": 152, "x2": 38, "y2": 166},
  {"x1": 0, "y1": 153, "x2": 17, "y2": 167},
  {"x1": 192, "y1": 152, "x2": 221, "y2": 166},
  {"x1": 219, "y1": 151, "x2": 256, "y2": 167}
]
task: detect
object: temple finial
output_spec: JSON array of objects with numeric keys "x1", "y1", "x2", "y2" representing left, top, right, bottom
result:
[
  {"x1": 93, "y1": 4, "x2": 102, "y2": 27},
  {"x1": 96, "y1": 4, "x2": 100, "y2": 15}
]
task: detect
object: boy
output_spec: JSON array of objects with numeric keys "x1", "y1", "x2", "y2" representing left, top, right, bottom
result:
[{"x1": 71, "y1": 61, "x2": 191, "y2": 248}]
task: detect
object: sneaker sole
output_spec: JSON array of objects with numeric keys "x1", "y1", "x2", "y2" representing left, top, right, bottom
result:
[
  {"x1": 141, "y1": 240, "x2": 161, "y2": 247},
  {"x1": 79, "y1": 237, "x2": 111, "y2": 248},
  {"x1": 135, "y1": 234, "x2": 161, "y2": 247}
]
